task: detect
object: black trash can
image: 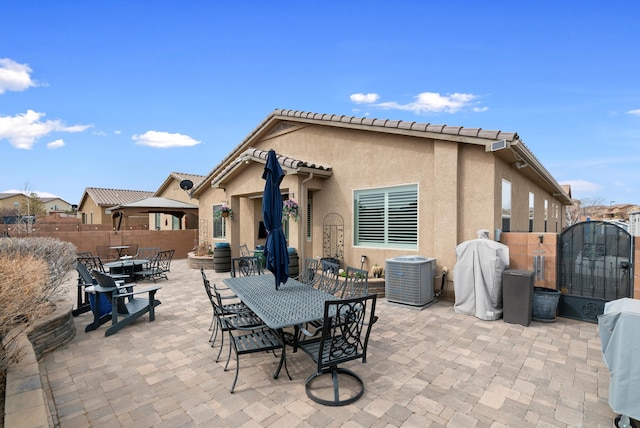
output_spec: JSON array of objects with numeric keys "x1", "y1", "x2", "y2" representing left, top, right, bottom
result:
[{"x1": 502, "y1": 270, "x2": 535, "y2": 326}]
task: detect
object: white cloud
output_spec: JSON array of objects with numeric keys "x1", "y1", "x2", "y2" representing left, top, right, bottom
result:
[
  {"x1": 47, "y1": 139, "x2": 65, "y2": 149},
  {"x1": 473, "y1": 106, "x2": 489, "y2": 112},
  {"x1": 0, "y1": 58, "x2": 38, "y2": 94},
  {"x1": 92, "y1": 130, "x2": 107, "y2": 136},
  {"x1": 628, "y1": 109, "x2": 640, "y2": 116},
  {"x1": 2, "y1": 189, "x2": 58, "y2": 198},
  {"x1": 559, "y1": 179, "x2": 601, "y2": 193},
  {"x1": 350, "y1": 93, "x2": 379, "y2": 104},
  {"x1": 0, "y1": 110, "x2": 92, "y2": 149},
  {"x1": 132, "y1": 130, "x2": 201, "y2": 148},
  {"x1": 376, "y1": 92, "x2": 478, "y2": 114}
]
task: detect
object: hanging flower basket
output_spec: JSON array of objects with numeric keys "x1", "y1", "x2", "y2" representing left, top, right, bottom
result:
[
  {"x1": 283, "y1": 199, "x2": 300, "y2": 222},
  {"x1": 214, "y1": 203, "x2": 233, "y2": 219}
]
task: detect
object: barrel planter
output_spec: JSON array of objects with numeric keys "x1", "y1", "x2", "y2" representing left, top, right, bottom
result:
[
  {"x1": 213, "y1": 243, "x2": 231, "y2": 273},
  {"x1": 288, "y1": 247, "x2": 299, "y2": 277},
  {"x1": 532, "y1": 287, "x2": 561, "y2": 322}
]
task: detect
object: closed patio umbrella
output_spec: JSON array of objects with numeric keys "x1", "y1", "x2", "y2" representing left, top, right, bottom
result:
[{"x1": 262, "y1": 149, "x2": 289, "y2": 289}]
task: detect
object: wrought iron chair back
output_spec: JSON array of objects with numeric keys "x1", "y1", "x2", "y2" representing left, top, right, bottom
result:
[
  {"x1": 341, "y1": 266, "x2": 369, "y2": 298},
  {"x1": 295, "y1": 258, "x2": 320, "y2": 285},
  {"x1": 156, "y1": 249, "x2": 174, "y2": 273},
  {"x1": 230, "y1": 256, "x2": 263, "y2": 277},
  {"x1": 298, "y1": 294, "x2": 377, "y2": 406},
  {"x1": 77, "y1": 255, "x2": 105, "y2": 274},
  {"x1": 316, "y1": 260, "x2": 342, "y2": 295}
]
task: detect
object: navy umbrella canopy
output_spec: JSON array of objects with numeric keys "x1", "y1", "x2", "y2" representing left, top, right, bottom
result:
[{"x1": 262, "y1": 149, "x2": 289, "y2": 289}]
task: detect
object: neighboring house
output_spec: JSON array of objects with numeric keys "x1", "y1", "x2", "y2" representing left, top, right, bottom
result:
[
  {"x1": 151, "y1": 172, "x2": 204, "y2": 230},
  {"x1": 1, "y1": 192, "x2": 71, "y2": 219},
  {"x1": 191, "y1": 109, "x2": 572, "y2": 279},
  {"x1": 77, "y1": 187, "x2": 154, "y2": 228},
  {"x1": 0, "y1": 192, "x2": 25, "y2": 213},
  {"x1": 41, "y1": 197, "x2": 73, "y2": 215}
]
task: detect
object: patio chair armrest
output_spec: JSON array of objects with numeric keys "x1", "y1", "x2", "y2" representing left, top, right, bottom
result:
[
  {"x1": 296, "y1": 324, "x2": 315, "y2": 337},
  {"x1": 115, "y1": 285, "x2": 161, "y2": 299},
  {"x1": 226, "y1": 321, "x2": 269, "y2": 331}
]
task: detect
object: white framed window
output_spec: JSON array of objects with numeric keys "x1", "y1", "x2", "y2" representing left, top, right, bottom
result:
[
  {"x1": 502, "y1": 179, "x2": 511, "y2": 232},
  {"x1": 529, "y1": 192, "x2": 534, "y2": 232},
  {"x1": 354, "y1": 184, "x2": 418, "y2": 249},
  {"x1": 306, "y1": 190, "x2": 312, "y2": 242},
  {"x1": 213, "y1": 205, "x2": 227, "y2": 239}
]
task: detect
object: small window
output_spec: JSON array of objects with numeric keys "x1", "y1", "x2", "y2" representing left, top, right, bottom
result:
[
  {"x1": 529, "y1": 192, "x2": 534, "y2": 232},
  {"x1": 306, "y1": 190, "x2": 313, "y2": 242},
  {"x1": 501, "y1": 180, "x2": 511, "y2": 232},
  {"x1": 213, "y1": 205, "x2": 227, "y2": 239}
]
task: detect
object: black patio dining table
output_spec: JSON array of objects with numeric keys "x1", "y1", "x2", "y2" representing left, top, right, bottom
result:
[{"x1": 222, "y1": 274, "x2": 338, "y2": 378}]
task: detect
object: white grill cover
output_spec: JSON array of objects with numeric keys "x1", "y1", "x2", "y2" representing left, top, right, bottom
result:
[
  {"x1": 453, "y1": 231, "x2": 509, "y2": 320},
  {"x1": 598, "y1": 298, "x2": 640, "y2": 420}
]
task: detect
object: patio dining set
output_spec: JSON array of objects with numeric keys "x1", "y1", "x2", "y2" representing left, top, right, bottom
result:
[{"x1": 204, "y1": 256, "x2": 378, "y2": 406}]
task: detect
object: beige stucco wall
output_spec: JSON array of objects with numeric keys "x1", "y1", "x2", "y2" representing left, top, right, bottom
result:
[
  {"x1": 198, "y1": 122, "x2": 567, "y2": 282},
  {"x1": 78, "y1": 197, "x2": 106, "y2": 225}
]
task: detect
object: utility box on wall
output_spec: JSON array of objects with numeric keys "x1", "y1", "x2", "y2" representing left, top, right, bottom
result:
[{"x1": 385, "y1": 256, "x2": 436, "y2": 307}]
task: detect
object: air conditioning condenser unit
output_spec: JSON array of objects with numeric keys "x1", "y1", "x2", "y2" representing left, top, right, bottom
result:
[{"x1": 385, "y1": 256, "x2": 436, "y2": 307}]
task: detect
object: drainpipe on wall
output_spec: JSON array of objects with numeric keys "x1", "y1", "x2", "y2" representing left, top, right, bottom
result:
[{"x1": 298, "y1": 173, "x2": 314, "y2": 264}]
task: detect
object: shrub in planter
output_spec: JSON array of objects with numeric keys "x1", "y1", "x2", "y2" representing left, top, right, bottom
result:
[{"x1": 0, "y1": 237, "x2": 76, "y2": 393}]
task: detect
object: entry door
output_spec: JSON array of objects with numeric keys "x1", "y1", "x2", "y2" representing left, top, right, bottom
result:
[{"x1": 558, "y1": 221, "x2": 633, "y2": 322}]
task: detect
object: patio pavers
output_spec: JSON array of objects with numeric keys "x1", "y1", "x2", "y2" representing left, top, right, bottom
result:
[{"x1": 41, "y1": 259, "x2": 619, "y2": 427}]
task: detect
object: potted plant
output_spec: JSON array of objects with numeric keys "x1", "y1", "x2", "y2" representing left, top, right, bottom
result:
[
  {"x1": 283, "y1": 198, "x2": 300, "y2": 222},
  {"x1": 214, "y1": 203, "x2": 233, "y2": 219}
]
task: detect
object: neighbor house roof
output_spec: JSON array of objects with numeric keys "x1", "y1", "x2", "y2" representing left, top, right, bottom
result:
[
  {"x1": 192, "y1": 108, "x2": 571, "y2": 204},
  {"x1": 154, "y1": 172, "x2": 206, "y2": 196},
  {"x1": 79, "y1": 187, "x2": 154, "y2": 208}
]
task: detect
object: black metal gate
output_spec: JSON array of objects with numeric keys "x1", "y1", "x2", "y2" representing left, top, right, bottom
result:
[{"x1": 558, "y1": 221, "x2": 634, "y2": 322}]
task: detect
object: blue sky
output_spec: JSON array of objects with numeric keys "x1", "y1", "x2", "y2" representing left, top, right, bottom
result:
[{"x1": 1, "y1": 1, "x2": 639, "y2": 206}]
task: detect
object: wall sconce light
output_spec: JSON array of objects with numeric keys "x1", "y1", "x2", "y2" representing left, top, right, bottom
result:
[{"x1": 360, "y1": 255, "x2": 366, "y2": 269}]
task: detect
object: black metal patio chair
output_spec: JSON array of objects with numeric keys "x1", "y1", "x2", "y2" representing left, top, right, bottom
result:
[
  {"x1": 230, "y1": 256, "x2": 263, "y2": 277},
  {"x1": 297, "y1": 294, "x2": 377, "y2": 406}
]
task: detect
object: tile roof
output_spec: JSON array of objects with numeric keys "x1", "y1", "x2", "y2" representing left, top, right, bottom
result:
[
  {"x1": 210, "y1": 148, "x2": 332, "y2": 188},
  {"x1": 193, "y1": 108, "x2": 570, "y2": 203},
  {"x1": 83, "y1": 187, "x2": 154, "y2": 207},
  {"x1": 273, "y1": 108, "x2": 519, "y2": 141},
  {"x1": 168, "y1": 172, "x2": 206, "y2": 187}
]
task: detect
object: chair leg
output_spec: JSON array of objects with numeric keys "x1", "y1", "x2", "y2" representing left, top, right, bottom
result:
[
  {"x1": 229, "y1": 352, "x2": 240, "y2": 393},
  {"x1": 305, "y1": 367, "x2": 365, "y2": 406}
]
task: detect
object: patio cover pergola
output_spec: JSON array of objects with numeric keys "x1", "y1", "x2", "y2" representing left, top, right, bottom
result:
[{"x1": 107, "y1": 197, "x2": 198, "y2": 230}]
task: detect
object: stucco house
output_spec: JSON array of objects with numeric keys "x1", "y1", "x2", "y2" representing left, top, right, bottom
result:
[
  {"x1": 77, "y1": 187, "x2": 154, "y2": 227},
  {"x1": 191, "y1": 109, "x2": 571, "y2": 283},
  {"x1": 0, "y1": 192, "x2": 72, "y2": 218}
]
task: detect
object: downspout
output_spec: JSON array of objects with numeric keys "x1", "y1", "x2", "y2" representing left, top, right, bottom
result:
[{"x1": 298, "y1": 173, "x2": 314, "y2": 264}]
